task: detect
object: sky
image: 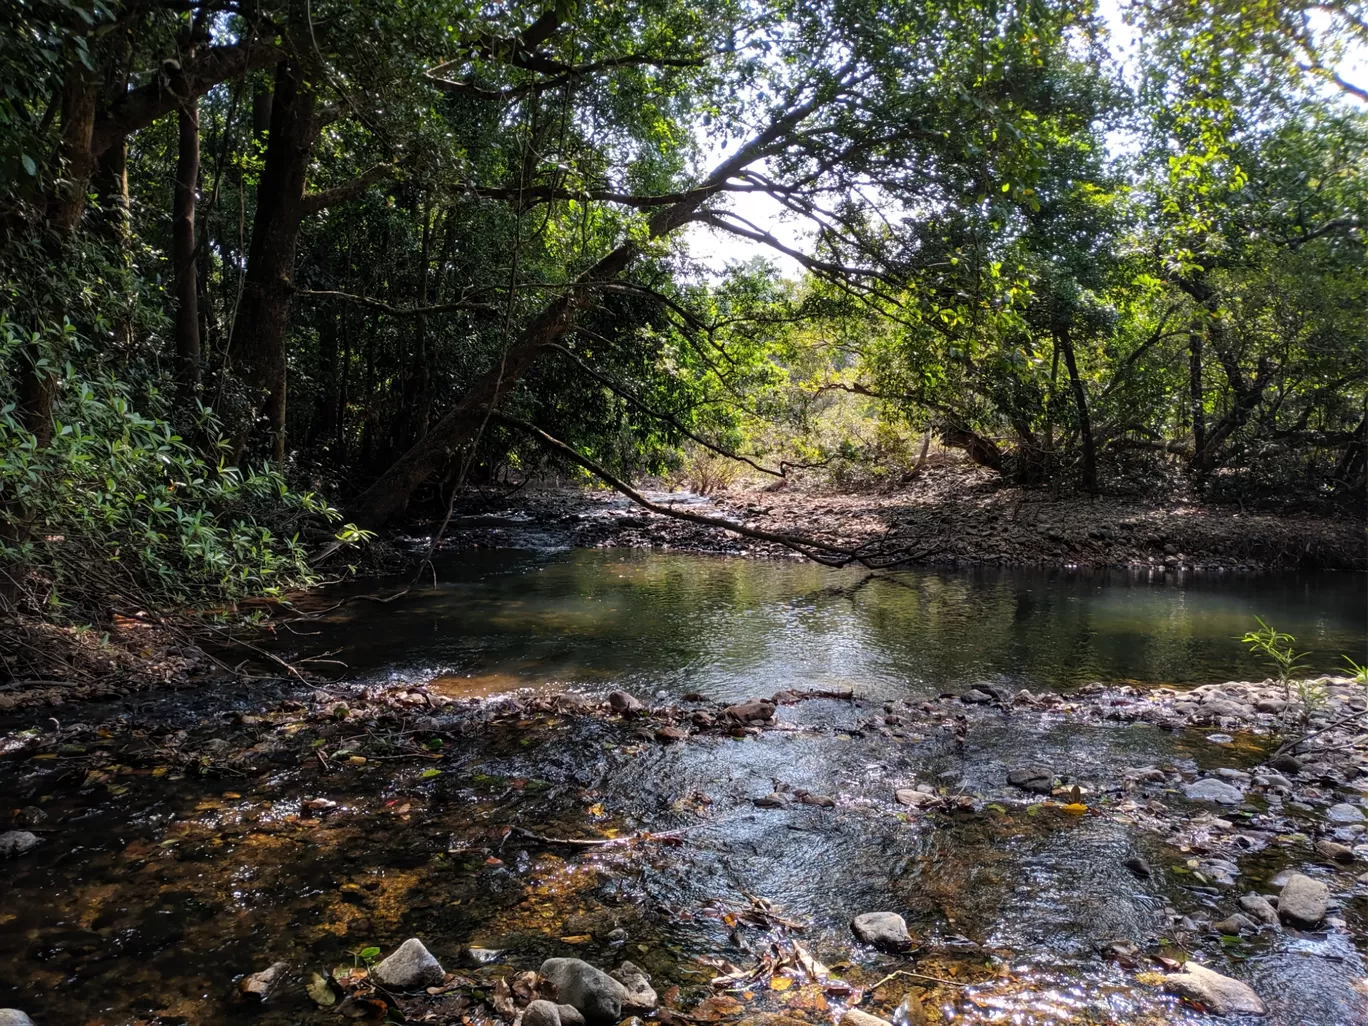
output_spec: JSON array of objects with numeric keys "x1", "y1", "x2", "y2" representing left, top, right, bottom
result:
[{"x1": 680, "y1": 1, "x2": 1367, "y2": 278}]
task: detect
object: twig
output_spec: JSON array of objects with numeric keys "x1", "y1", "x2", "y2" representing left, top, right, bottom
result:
[
  {"x1": 1272, "y1": 707, "x2": 1368, "y2": 757},
  {"x1": 867, "y1": 968, "x2": 968, "y2": 990},
  {"x1": 506, "y1": 825, "x2": 683, "y2": 848}
]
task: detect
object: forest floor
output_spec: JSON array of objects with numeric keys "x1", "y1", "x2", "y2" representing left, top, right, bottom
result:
[{"x1": 431, "y1": 463, "x2": 1366, "y2": 573}]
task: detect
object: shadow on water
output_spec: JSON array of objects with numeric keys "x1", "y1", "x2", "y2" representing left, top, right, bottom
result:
[{"x1": 1, "y1": 551, "x2": 1365, "y2": 1026}]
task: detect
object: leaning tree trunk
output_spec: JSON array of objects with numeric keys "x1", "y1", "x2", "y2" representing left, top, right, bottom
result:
[
  {"x1": 173, "y1": 96, "x2": 202, "y2": 392},
  {"x1": 343, "y1": 96, "x2": 821, "y2": 532},
  {"x1": 229, "y1": 58, "x2": 318, "y2": 463}
]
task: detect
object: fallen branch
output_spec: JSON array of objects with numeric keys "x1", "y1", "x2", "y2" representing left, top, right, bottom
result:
[
  {"x1": 1272, "y1": 707, "x2": 1368, "y2": 758},
  {"x1": 493, "y1": 414, "x2": 938, "y2": 569}
]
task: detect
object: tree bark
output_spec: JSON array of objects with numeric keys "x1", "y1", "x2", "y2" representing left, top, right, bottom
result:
[
  {"x1": 1057, "y1": 324, "x2": 1096, "y2": 492},
  {"x1": 173, "y1": 98, "x2": 202, "y2": 392},
  {"x1": 228, "y1": 58, "x2": 319, "y2": 463}
]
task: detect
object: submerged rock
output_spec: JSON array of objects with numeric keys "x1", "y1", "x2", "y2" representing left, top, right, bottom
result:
[
  {"x1": 1326, "y1": 802, "x2": 1365, "y2": 824},
  {"x1": 371, "y1": 938, "x2": 445, "y2": 989},
  {"x1": 1006, "y1": 765, "x2": 1054, "y2": 794},
  {"x1": 1123, "y1": 856, "x2": 1153, "y2": 880},
  {"x1": 850, "y1": 911, "x2": 912, "y2": 951},
  {"x1": 0, "y1": 831, "x2": 38, "y2": 858},
  {"x1": 1163, "y1": 962, "x2": 1267, "y2": 1016},
  {"x1": 239, "y1": 961, "x2": 289, "y2": 1001},
  {"x1": 1278, "y1": 873, "x2": 1330, "y2": 927},
  {"x1": 611, "y1": 962, "x2": 658, "y2": 1015},
  {"x1": 540, "y1": 957, "x2": 627, "y2": 1024},
  {"x1": 1182, "y1": 778, "x2": 1245, "y2": 805}
]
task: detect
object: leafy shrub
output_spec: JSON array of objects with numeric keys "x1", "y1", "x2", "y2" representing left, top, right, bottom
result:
[{"x1": 0, "y1": 319, "x2": 354, "y2": 620}]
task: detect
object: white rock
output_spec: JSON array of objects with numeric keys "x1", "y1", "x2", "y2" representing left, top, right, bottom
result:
[
  {"x1": 0, "y1": 1011, "x2": 34, "y2": 1026},
  {"x1": 1278, "y1": 873, "x2": 1330, "y2": 927},
  {"x1": 371, "y1": 938, "x2": 445, "y2": 989},
  {"x1": 851, "y1": 911, "x2": 912, "y2": 950}
]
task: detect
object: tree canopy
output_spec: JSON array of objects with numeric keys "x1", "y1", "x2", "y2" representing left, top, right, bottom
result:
[{"x1": 1, "y1": 0, "x2": 1364, "y2": 615}]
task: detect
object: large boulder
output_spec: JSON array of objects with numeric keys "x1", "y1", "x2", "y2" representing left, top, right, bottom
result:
[
  {"x1": 850, "y1": 911, "x2": 912, "y2": 951},
  {"x1": 371, "y1": 938, "x2": 445, "y2": 989},
  {"x1": 1163, "y1": 962, "x2": 1267, "y2": 1017},
  {"x1": 539, "y1": 958, "x2": 627, "y2": 1024},
  {"x1": 1006, "y1": 765, "x2": 1054, "y2": 794},
  {"x1": 1277, "y1": 873, "x2": 1330, "y2": 928},
  {"x1": 610, "y1": 962, "x2": 658, "y2": 1015}
]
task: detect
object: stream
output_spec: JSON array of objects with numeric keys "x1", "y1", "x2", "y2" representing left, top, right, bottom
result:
[{"x1": 1, "y1": 551, "x2": 1365, "y2": 1026}]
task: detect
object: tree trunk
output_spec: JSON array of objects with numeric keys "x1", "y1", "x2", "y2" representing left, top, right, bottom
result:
[
  {"x1": 173, "y1": 99, "x2": 202, "y2": 392},
  {"x1": 395, "y1": 198, "x2": 435, "y2": 450},
  {"x1": 1187, "y1": 323, "x2": 1205, "y2": 465},
  {"x1": 1057, "y1": 324, "x2": 1096, "y2": 492},
  {"x1": 228, "y1": 58, "x2": 318, "y2": 463}
]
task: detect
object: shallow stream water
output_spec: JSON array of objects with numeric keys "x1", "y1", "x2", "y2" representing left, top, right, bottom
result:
[{"x1": 1, "y1": 552, "x2": 1365, "y2": 1026}]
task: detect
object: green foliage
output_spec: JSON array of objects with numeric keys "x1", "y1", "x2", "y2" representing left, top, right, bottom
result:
[
  {"x1": 1239, "y1": 617, "x2": 1309, "y2": 693},
  {"x1": 0, "y1": 319, "x2": 356, "y2": 618}
]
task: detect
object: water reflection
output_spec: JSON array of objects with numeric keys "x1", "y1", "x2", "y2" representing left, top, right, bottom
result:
[{"x1": 311, "y1": 550, "x2": 1365, "y2": 700}]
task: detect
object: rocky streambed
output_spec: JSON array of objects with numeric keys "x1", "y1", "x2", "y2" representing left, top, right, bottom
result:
[{"x1": 2, "y1": 668, "x2": 1367, "y2": 1025}]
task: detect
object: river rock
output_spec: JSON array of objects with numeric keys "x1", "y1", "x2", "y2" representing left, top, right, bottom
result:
[
  {"x1": 240, "y1": 960, "x2": 289, "y2": 1001},
  {"x1": 895, "y1": 788, "x2": 937, "y2": 808},
  {"x1": 1270, "y1": 754, "x2": 1303, "y2": 773},
  {"x1": 0, "y1": 1012, "x2": 34, "y2": 1026},
  {"x1": 1163, "y1": 962, "x2": 1267, "y2": 1016},
  {"x1": 724, "y1": 700, "x2": 776, "y2": 723},
  {"x1": 841, "y1": 1011, "x2": 893, "y2": 1026},
  {"x1": 608, "y1": 691, "x2": 644, "y2": 715},
  {"x1": 540, "y1": 958, "x2": 627, "y2": 1024},
  {"x1": 523, "y1": 1000, "x2": 563, "y2": 1026},
  {"x1": 850, "y1": 911, "x2": 912, "y2": 951},
  {"x1": 1326, "y1": 802, "x2": 1365, "y2": 824},
  {"x1": 1212, "y1": 913, "x2": 1255, "y2": 935},
  {"x1": 557, "y1": 1005, "x2": 587, "y2": 1026},
  {"x1": 372, "y1": 938, "x2": 445, "y2": 989},
  {"x1": 1315, "y1": 839, "x2": 1355, "y2": 863},
  {"x1": 960, "y1": 689, "x2": 993, "y2": 704},
  {"x1": 754, "y1": 792, "x2": 792, "y2": 808},
  {"x1": 610, "y1": 962, "x2": 657, "y2": 1014},
  {"x1": 1183, "y1": 778, "x2": 1245, "y2": 805},
  {"x1": 0, "y1": 831, "x2": 38, "y2": 858},
  {"x1": 1277, "y1": 873, "x2": 1330, "y2": 927},
  {"x1": 1238, "y1": 893, "x2": 1280, "y2": 926},
  {"x1": 1006, "y1": 765, "x2": 1054, "y2": 794}
]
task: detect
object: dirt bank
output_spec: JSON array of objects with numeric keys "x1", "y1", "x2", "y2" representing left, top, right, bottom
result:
[{"x1": 432, "y1": 466, "x2": 1365, "y2": 572}]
